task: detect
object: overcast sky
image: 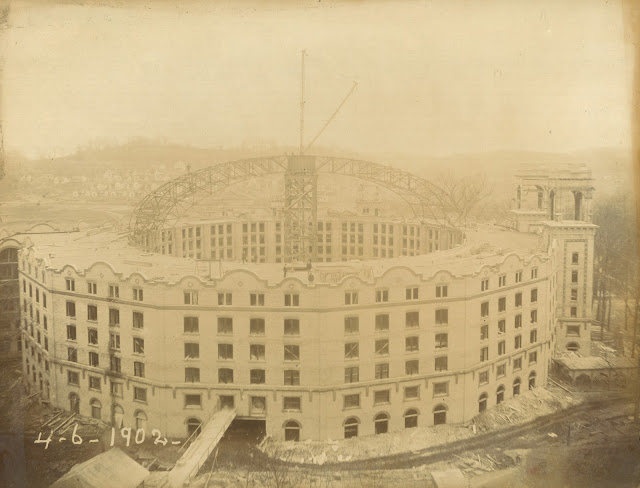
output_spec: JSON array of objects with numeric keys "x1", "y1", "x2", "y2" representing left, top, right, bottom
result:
[{"x1": 2, "y1": 0, "x2": 633, "y2": 159}]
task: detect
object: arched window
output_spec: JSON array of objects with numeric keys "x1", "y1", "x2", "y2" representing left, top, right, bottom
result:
[
  {"x1": 69, "y1": 393, "x2": 80, "y2": 414},
  {"x1": 404, "y1": 409, "x2": 418, "y2": 429},
  {"x1": 374, "y1": 413, "x2": 389, "y2": 434},
  {"x1": 284, "y1": 420, "x2": 300, "y2": 442},
  {"x1": 496, "y1": 385, "x2": 505, "y2": 404},
  {"x1": 513, "y1": 377, "x2": 521, "y2": 397},
  {"x1": 90, "y1": 398, "x2": 102, "y2": 420},
  {"x1": 344, "y1": 417, "x2": 359, "y2": 439},
  {"x1": 112, "y1": 404, "x2": 124, "y2": 428},
  {"x1": 528, "y1": 371, "x2": 537, "y2": 390},
  {"x1": 135, "y1": 410, "x2": 147, "y2": 432},
  {"x1": 566, "y1": 342, "x2": 579, "y2": 352},
  {"x1": 433, "y1": 404, "x2": 447, "y2": 425},
  {"x1": 478, "y1": 392, "x2": 488, "y2": 413},
  {"x1": 186, "y1": 417, "x2": 202, "y2": 438}
]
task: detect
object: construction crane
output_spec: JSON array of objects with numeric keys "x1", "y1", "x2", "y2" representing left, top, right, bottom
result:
[{"x1": 298, "y1": 50, "x2": 357, "y2": 155}]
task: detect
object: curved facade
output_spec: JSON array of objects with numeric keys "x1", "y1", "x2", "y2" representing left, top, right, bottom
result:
[{"x1": 11, "y1": 160, "x2": 596, "y2": 442}]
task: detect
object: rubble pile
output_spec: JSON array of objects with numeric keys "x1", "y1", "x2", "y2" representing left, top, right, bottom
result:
[
  {"x1": 260, "y1": 388, "x2": 580, "y2": 465},
  {"x1": 473, "y1": 388, "x2": 577, "y2": 432}
]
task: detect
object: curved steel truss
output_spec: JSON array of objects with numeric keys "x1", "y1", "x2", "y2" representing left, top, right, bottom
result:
[{"x1": 129, "y1": 155, "x2": 451, "y2": 255}]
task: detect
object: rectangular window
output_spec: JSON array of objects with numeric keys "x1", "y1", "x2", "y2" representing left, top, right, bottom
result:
[
  {"x1": 375, "y1": 314, "x2": 389, "y2": 331},
  {"x1": 433, "y1": 381, "x2": 449, "y2": 396},
  {"x1": 435, "y1": 309, "x2": 448, "y2": 325},
  {"x1": 218, "y1": 368, "x2": 234, "y2": 384},
  {"x1": 133, "y1": 337, "x2": 145, "y2": 354},
  {"x1": 436, "y1": 285, "x2": 448, "y2": 298},
  {"x1": 481, "y1": 302, "x2": 489, "y2": 317},
  {"x1": 515, "y1": 293, "x2": 523, "y2": 307},
  {"x1": 134, "y1": 361, "x2": 145, "y2": 378},
  {"x1": 405, "y1": 336, "x2": 419, "y2": 352},
  {"x1": 250, "y1": 293, "x2": 265, "y2": 306},
  {"x1": 513, "y1": 357, "x2": 522, "y2": 371},
  {"x1": 404, "y1": 311, "x2": 419, "y2": 328},
  {"x1": 479, "y1": 371, "x2": 489, "y2": 385},
  {"x1": 514, "y1": 335, "x2": 522, "y2": 349},
  {"x1": 498, "y1": 319, "x2": 506, "y2": 334},
  {"x1": 529, "y1": 351, "x2": 538, "y2": 364},
  {"x1": 571, "y1": 288, "x2": 578, "y2": 301},
  {"x1": 184, "y1": 291, "x2": 198, "y2": 305},
  {"x1": 284, "y1": 369, "x2": 300, "y2": 385},
  {"x1": 344, "y1": 316, "x2": 359, "y2": 334},
  {"x1": 132, "y1": 311, "x2": 144, "y2": 329},
  {"x1": 284, "y1": 293, "x2": 299, "y2": 307},
  {"x1": 498, "y1": 340, "x2": 506, "y2": 355},
  {"x1": 567, "y1": 325, "x2": 580, "y2": 336},
  {"x1": 218, "y1": 343, "x2": 233, "y2": 360},
  {"x1": 531, "y1": 288, "x2": 538, "y2": 303},
  {"x1": 344, "y1": 366, "x2": 359, "y2": 383},
  {"x1": 67, "y1": 347, "x2": 78, "y2": 362},
  {"x1": 344, "y1": 342, "x2": 359, "y2": 359},
  {"x1": 110, "y1": 355, "x2": 121, "y2": 373},
  {"x1": 184, "y1": 394, "x2": 201, "y2": 407},
  {"x1": 515, "y1": 271, "x2": 522, "y2": 283},
  {"x1": 374, "y1": 338, "x2": 389, "y2": 356},
  {"x1": 435, "y1": 333, "x2": 448, "y2": 348},
  {"x1": 572, "y1": 252, "x2": 579, "y2": 264},
  {"x1": 480, "y1": 324, "x2": 489, "y2": 340},
  {"x1": 217, "y1": 292, "x2": 233, "y2": 305},
  {"x1": 343, "y1": 394, "x2": 360, "y2": 409},
  {"x1": 110, "y1": 381, "x2": 123, "y2": 397},
  {"x1": 375, "y1": 363, "x2": 389, "y2": 379},
  {"x1": 406, "y1": 287, "x2": 419, "y2": 300},
  {"x1": 405, "y1": 359, "x2": 419, "y2": 375},
  {"x1": 284, "y1": 318, "x2": 300, "y2": 335},
  {"x1": 110, "y1": 332, "x2": 120, "y2": 350},
  {"x1": 435, "y1": 356, "x2": 448, "y2": 371},
  {"x1": 184, "y1": 342, "x2": 199, "y2": 359},
  {"x1": 133, "y1": 387, "x2": 147, "y2": 403},
  {"x1": 133, "y1": 288, "x2": 144, "y2": 301},
  {"x1": 515, "y1": 314, "x2": 522, "y2": 329},
  {"x1": 570, "y1": 306, "x2": 577, "y2": 317},
  {"x1": 481, "y1": 279, "x2": 489, "y2": 291},
  {"x1": 67, "y1": 370, "x2": 79, "y2": 385},
  {"x1": 249, "y1": 318, "x2": 265, "y2": 335},
  {"x1": 496, "y1": 363, "x2": 506, "y2": 377},
  {"x1": 530, "y1": 310, "x2": 538, "y2": 323},
  {"x1": 185, "y1": 367, "x2": 200, "y2": 383},
  {"x1": 43, "y1": 293, "x2": 47, "y2": 308},
  {"x1": 531, "y1": 267, "x2": 538, "y2": 279},
  {"x1": 184, "y1": 316, "x2": 199, "y2": 334},
  {"x1": 217, "y1": 317, "x2": 233, "y2": 334},
  {"x1": 404, "y1": 385, "x2": 419, "y2": 400},
  {"x1": 374, "y1": 390, "x2": 390, "y2": 405},
  {"x1": 498, "y1": 275, "x2": 506, "y2": 287},
  {"x1": 87, "y1": 305, "x2": 97, "y2": 321},
  {"x1": 108, "y1": 285, "x2": 119, "y2": 298},
  {"x1": 375, "y1": 289, "x2": 389, "y2": 303},
  {"x1": 108, "y1": 308, "x2": 120, "y2": 326},
  {"x1": 284, "y1": 344, "x2": 300, "y2": 361},
  {"x1": 250, "y1": 369, "x2": 265, "y2": 384},
  {"x1": 88, "y1": 328, "x2": 98, "y2": 345},
  {"x1": 66, "y1": 301, "x2": 76, "y2": 318},
  {"x1": 283, "y1": 397, "x2": 301, "y2": 411},
  {"x1": 480, "y1": 346, "x2": 489, "y2": 362},
  {"x1": 498, "y1": 297, "x2": 506, "y2": 312},
  {"x1": 571, "y1": 270, "x2": 578, "y2": 283},
  {"x1": 87, "y1": 282, "x2": 97, "y2": 295},
  {"x1": 530, "y1": 329, "x2": 537, "y2": 343},
  {"x1": 345, "y1": 291, "x2": 359, "y2": 305},
  {"x1": 66, "y1": 278, "x2": 75, "y2": 292},
  {"x1": 88, "y1": 351, "x2": 99, "y2": 367},
  {"x1": 89, "y1": 376, "x2": 101, "y2": 391},
  {"x1": 67, "y1": 324, "x2": 77, "y2": 341}
]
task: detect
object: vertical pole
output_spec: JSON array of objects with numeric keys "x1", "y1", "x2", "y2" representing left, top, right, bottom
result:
[{"x1": 299, "y1": 50, "x2": 306, "y2": 155}]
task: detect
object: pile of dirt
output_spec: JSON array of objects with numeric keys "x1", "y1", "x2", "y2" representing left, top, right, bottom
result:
[
  {"x1": 260, "y1": 388, "x2": 581, "y2": 465},
  {"x1": 473, "y1": 387, "x2": 577, "y2": 432}
]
